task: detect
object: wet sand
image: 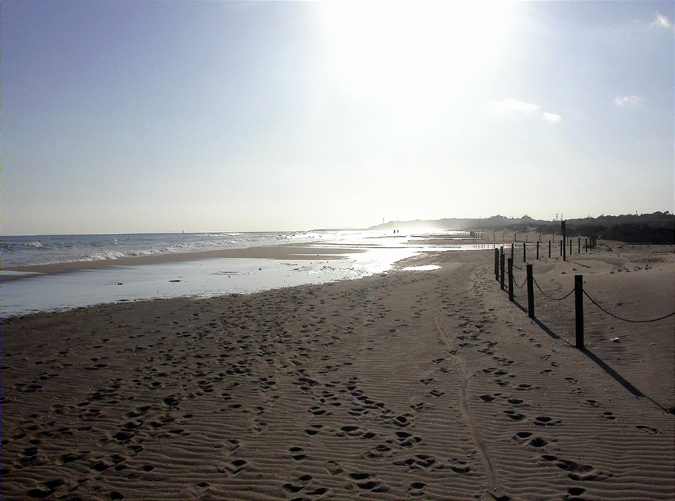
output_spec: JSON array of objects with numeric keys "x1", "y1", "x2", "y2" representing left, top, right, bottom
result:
[
  {"x1": 2, "y1": 246, "x2": 674, "y2": 500},
  {"x1": 1, "y1": 245, "x2": 362, "y2": 283}
]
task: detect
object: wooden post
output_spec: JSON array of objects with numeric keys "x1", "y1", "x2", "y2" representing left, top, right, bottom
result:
[
  {"x1": 548, "y1": 240, "x2": 551, "y2": 258},
  {"x1": 500, "y1": 248, "x2": 505, "y2": 291},
  {"x1": 569, "y1": 238, "x2": 572, "y2": 256},
  {"x1": 577, "y1": 237, "x2": 581, "y2": 254},
  {"x1": 523, "y1": 242, "x2": 526, "y2": 263},
  {"x1": 510, "y1": 242, "x2": 514, "y2": 260},
  {"x1": 536, "y1": 241, "x2": 540, "y2": 260},
  {"x1": 508, "y1": 258, "x2": 514, "y2": 302},
  {"x1": 560, "y1": 240, "x2": 563, "y2": 257},
  {"x1": 494, "y1": 248, "x2": 499, "y2": 281},
  {"x1": 562, "y1": 220, "x2": 567, "y2": 262},
  {"x1": 526, "y1": 264, "x2": 534, "y2": 318},
  {"x1": 575, "y1": 275, "x2": 584, "y2": 349}
]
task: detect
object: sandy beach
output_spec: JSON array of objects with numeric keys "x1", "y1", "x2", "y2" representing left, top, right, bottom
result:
[{"x1": 2, "y1": 245, "x2": 674, "y2": 500}]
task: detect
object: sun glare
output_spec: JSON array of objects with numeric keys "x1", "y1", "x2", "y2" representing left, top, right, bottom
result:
[{"x1": 318, "y1": 1, "x2": 515, "y2": 111}]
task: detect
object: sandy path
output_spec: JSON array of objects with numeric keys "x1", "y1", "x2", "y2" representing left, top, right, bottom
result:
[{"x1": 2, "y1": 250, "x2": 674, "y2": 500}]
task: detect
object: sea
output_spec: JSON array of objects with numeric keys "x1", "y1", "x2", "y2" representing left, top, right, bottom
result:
[
  {"x1": 0, "y1": 231, "x2": 329, "y2": 268},
  {"x1": 0, "y1": 230, "x2": 478, "y2": 317}
]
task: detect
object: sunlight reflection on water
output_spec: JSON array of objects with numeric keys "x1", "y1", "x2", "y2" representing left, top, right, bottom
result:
[
  {"x1": 1, "y1": 238, "x2": 488, "y2": 317},
  {"x1": 402, "y1": 265, "x2": 441, "y2": 271}
]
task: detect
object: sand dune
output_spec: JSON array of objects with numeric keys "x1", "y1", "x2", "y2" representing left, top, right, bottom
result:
[{"x1": 2, "y1": 247, "x2": 674, "y2": 500}]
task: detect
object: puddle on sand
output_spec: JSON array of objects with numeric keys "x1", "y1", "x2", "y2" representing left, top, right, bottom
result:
[{"x1": 402, "y1": 265, "x2": 441, "y2": 271}]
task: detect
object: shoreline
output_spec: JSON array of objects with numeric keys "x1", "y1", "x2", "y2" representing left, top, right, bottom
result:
[
  {"x1": 0, "y1": 244, "x2": 435, "y2": 318},
  {"x1": 0, "y1": 244, "x2": 364, "y2": 283}
]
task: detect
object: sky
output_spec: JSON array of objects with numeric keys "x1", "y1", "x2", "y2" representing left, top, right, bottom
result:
[{"x1": 2, "y1": 0, "x2": 673, "y2": 235}]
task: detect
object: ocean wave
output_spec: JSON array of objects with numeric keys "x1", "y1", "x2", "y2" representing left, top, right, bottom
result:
[
  {"x1": 0, "y1": 230, "x2": 334, "y2": 267},
  {"x1": 81, "y1": 250, "x2": 127, "y2": 261},
  {"x1": 0, "y1": 240, "x2": 45, "y2": 251}
]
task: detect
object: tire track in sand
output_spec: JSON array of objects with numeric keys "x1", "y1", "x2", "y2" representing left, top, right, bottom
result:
[{"x1": 435, "y1": 316, "x2": 507, "y2": 501}]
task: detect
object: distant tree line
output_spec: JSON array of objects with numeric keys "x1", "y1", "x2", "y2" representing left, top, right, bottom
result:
[
  {"x1": 372, "y1": 211, "x2": 675, "y2": 244},
  {"x1": 486, "y1": 212, "x2": 675, "y2": 244}
]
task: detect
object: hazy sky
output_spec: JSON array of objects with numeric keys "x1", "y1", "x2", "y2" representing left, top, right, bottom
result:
[{"x1": 2, "y1": 1, "x2": 673, "y2": 235}]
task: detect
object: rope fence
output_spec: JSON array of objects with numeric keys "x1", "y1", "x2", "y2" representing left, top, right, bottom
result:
[
  {"x1": 582, "y1": 290, "x2": 675, "y2": 324},
  {"x1": 494, "y1": 244, "x2": 675, "y2": 349},
  {"x1": 514, "y1": 274, "x2": 527, "y2": 289},
  {"x1": 533, "y1": 277, "x2": 574, "y2": 301}
]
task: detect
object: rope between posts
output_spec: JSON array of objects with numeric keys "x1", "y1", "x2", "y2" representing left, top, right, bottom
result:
[
  {"x1": 533, "y1": 278, "x2": 574, "y2": 301},
  {"x1": 514, "y1": 274, "x2": 527, "y2": 289},
  {"x1": 582, "y1": 290, "x2": 675, "y2": 323}
]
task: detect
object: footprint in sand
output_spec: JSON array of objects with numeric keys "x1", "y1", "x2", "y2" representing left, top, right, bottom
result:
[
  {"x1": 408, "y1": 481, "x2": 426, "y2": 497},
  {"x1": 504, "y1": 409, "x2": 526, "y2": 421},
  {"x1": 394, "y1": 454, "x2": 437, "y2": 471},
  {"x1": 27, "y1": 479, "x2": 69, "y2": 499},
  {"x1": 395, "y1": 431, "x2": 422, "y2": 448},
  {"x1": 410, "y1": 401, "x2": 428, "y2": 412},
  {"x1": 305, "y1": 424, "x2": 323, "y2": 436},
  {"x1": 225, "y1": 459, "x2": 248, "y2": 474},
  {"x1": 534, "y1": 416, "x2": 562, "y2": 427},
  {"x1": 391, "y1": 413, "x2": 414, "y2": 427},
  {"x1": 325, "y1": 461, "x2": 343, "y2": 476},
  {"x1": 337, "y1": 425, "x2": 371, "y2": 438},
  {"x1": 363, "y1": 443, "x2": 392, "y2": 459},
  {"x1": 512, "y1": 431, "x2": 532, "y2": 441},
  {"x1": 282, "y1": 474, "x2": 317, "y2": 497},
  {"x1": 448, "y1": 459, "x2": 471, "y2": 474},
  {"x1": 528, "y1": 437, "x2": 548, "y2": 448},
  {"x1": 289, "y1": 447, "x2": 306, "y2": 461},
  {"x1": 348, "y1": 472, "x2": 389, "y2": 493},
  {"x1": 567, "y1": 486, "x2": 586, "y2": 497},
  {"x1": 542, "y1": 455, "x2": 612, "y2": 481}
]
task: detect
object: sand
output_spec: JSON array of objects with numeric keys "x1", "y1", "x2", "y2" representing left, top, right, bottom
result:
[{"x1": 2, "y1": 246, "x2": 674, "y2": 500}]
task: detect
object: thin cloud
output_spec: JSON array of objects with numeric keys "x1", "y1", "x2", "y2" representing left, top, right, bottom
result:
[
  {"x1": 541, "y1": 112, "x2": 561, "y2": 123},
  {"x1": 493, "y1": 98, "x2": 561, "y2": 124},
  {"x1": 614, "y1": 95, "x2": 644, "y2": 107},
  {"x1": 653, "y1": 12, "x2": 673, "y2": 30}
]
